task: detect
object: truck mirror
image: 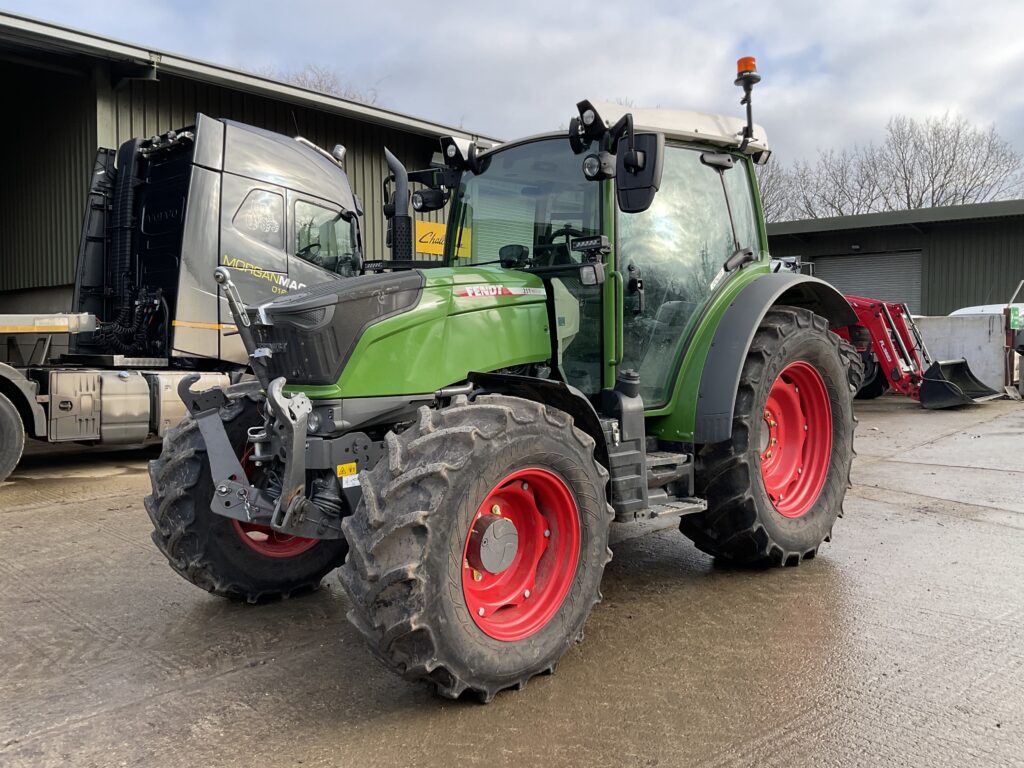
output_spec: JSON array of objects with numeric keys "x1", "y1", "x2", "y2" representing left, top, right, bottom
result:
[{"x1": 616, "y1": 132, "x2": 664, "y2": 213}]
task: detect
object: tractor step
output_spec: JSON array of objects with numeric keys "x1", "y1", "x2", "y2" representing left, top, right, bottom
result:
[{"x1": 645, "y1": 496, "x2": 706, "y2": 519}]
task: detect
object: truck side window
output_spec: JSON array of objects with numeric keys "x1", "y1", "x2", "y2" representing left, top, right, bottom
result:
[
  {"x1": 294, "y1": 200, "x2": 358, "y2": 276},
  {"x1": 233, "y1": 189, "x2": 284, "y2": 249}
]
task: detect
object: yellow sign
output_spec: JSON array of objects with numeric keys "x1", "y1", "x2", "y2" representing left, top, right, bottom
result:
[
  {"x1": 336, "y1": 462, "x2": 358, "y2": 478},
  {"x1": 415, "y1": 220, "x2": 471, "y2": 258}
]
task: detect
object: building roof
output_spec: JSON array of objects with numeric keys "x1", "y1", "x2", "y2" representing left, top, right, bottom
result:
[
  {"x1": 592, "y1": 101, "x2": 769, "y2": 155},
  {"x1": 768, "y1": 199, "x2": 1024, "y2": 237},
  {"x1": 0, "y1": 11, "x2": 496, "y2": 143}
]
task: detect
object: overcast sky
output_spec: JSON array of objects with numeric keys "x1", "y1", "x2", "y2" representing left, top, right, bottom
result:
[{"x1": 6, "y1": 0, "x2": 1024, "y2": 163}]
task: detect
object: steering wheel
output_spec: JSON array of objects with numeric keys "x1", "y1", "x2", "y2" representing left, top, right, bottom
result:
[{"x1": 534, "y1": 224, "x2": 587, "y2": 266}]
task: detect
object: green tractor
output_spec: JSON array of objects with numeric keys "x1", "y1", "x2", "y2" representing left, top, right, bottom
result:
[{"x1": 147, "y1": 59, "x2": 862, "y2": 701}]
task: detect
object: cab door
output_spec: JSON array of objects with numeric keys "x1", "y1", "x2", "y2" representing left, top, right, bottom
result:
[{"x1": 615, "y1": 146, "x2": 761, "y2": 408}]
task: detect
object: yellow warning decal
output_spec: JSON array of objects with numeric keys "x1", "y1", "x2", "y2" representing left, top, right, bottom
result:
[
  {"x1": 336, "y1": 462, "x2": 358, "y2": 478},
  {"x1": 0, "y1": 324, "x2": 71, "y2": 333}
]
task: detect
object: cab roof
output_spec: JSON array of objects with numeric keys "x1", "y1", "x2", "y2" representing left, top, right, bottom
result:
[{"x1": 589, "y1": 101, "x2": 770, "y2": 157}]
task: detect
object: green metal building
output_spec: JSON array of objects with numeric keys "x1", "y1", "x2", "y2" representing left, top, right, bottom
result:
[
  {"x1": 767, "y1": 201, "x2": 1024, "y2": 315},
  {"x1": 0, "y1": 12, "x2": 490, "y2": 320}
]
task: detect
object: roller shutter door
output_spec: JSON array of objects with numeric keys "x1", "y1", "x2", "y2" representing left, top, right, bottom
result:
[{"x1": 812, "y1": 252, "x2": 922, "y2": 313}]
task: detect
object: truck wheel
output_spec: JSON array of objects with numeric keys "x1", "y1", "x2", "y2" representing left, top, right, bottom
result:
[
  {"x1": 339, "y1": 395, "x2": 613, "y2": 702},
  {"x1": 145, "y1": 384, "x2": 347, "y2": 602},
  {"x1": 855, "y1": 356, "x2": 889, "y2": 399},
  {"x1": 682, "y1": 306, "x2": 858, "y2": 566},
  {"x1": 0, "y1": 391, "x2": 25, "y2": 482}
]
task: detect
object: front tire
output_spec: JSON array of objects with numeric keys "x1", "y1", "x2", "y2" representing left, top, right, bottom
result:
[
  {"x1": 855, "y1": 355, "x2": 889, "y2": 399},
  {"x1": 681, "y1": 306, "x2": 859, "y2": 566},
  {"x1": 339, "y1": 395, "x2": 613, "y2": 702},
  {"x1": 145, "y1": 384, "x2": 347, "y2": 602}
]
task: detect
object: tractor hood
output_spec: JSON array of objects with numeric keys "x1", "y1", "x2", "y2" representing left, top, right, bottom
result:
[{"x1": 254, "y1": 266, "x2": 552, "y2": 398}]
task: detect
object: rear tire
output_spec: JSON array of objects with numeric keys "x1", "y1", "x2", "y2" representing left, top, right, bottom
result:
[
  {"x1": 681, "y1": 306, "x2": 858, "y2": 566},
  {"x1": 339, "y1": 395, "x2": 613, "y2": 702},
  {"x1": 145, "y1": 384, "x2": 347, "y2": 602},
  {"x1": 0, "y1": 391, "x2": 25, "y2": 482}
]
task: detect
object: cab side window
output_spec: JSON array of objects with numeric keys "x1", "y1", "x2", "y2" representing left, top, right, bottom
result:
[
  {"x1": 617, "y1": 146, "x2": 742, "y2": 406},
  {"x1": 294, "y1": 200, "x2": 359, "y2": 276}
]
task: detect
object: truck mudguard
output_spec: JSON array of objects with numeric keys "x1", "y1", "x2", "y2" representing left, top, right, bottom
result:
[
  {"x1": 693, "y1": 273, "x2": 857, "y2": 444},
  {"x1": 0, "y1": 363, "x2": 46, "y2": 438}
]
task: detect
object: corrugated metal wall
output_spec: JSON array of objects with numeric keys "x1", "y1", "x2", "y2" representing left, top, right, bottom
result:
[
  {"x1": 0, "y1": 59, "x2": 96, "y2": 292},
  {"x1": 769, "y1": 218, "x2": 1024, "y2": 314},
  {"x1": 0, "y1": 58, "x2": 444, "y2": 294}
]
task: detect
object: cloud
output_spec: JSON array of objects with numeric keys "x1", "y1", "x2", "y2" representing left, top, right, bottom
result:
[{"x1": 11, "y1": 0, "x2": 1024, "y2": 162}]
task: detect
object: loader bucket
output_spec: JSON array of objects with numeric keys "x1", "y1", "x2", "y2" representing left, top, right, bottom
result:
[{"x1": 919, "y1": 359, "x2": 1002, "y2": 409}]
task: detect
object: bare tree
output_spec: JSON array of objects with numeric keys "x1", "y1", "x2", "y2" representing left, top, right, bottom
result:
[
  {"x1": 788, "y1": 146, "x2": 884, "y2": 219},
  {"x1": 755, "y1": 157, "x2": 793, "y2": 223},
  {"x1": 251, "y1": 63, "x2": 379, "y2": 105},
  {"x1": 764, "y1": 113, "x2": 1022, "y2": 221},
  {"x1": 876, "y1": 114, "x2": 1022, "y2": 209}
]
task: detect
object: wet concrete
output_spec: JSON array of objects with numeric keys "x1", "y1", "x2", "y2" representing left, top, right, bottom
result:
[{"x1": 1, "y1": 399, "x2": 1022, "y2": 767}]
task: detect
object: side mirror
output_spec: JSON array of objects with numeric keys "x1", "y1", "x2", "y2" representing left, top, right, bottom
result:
[
  {"x1": 616, "y1": 132, "x2": 664, "y2": 213},
  {"x1": 578, "y1": 262, "x2": 605, "y2": 286},
  {"x1": 498, "y1": 244, "x2": 529, "y2": 266}
]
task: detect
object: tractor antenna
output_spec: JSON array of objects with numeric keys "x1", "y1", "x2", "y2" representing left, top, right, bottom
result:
[{"x1": 734, "y1": 56, "x2": 761, "y2": 152}]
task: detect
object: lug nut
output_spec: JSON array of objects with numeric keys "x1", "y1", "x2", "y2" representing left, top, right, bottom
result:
[
  {"x1": 216, "y1": 485, "x2": 229, "y2": 495},
  {"x1": 804, "y1": 424, "x2": 809, "y2": 431},
  {"x1": 472, "y1": 570, "x2": 483, "y2": 582},
  {"x1": 524, "y1": 590, "x2": 531, "y2": 599},
  {"x1": 765, "y1": 450, "x2": 773, "y2": 459},
  {"x1": 477, "y1": 607, "x2": 485, "y2": 617},
  {"x1": 543, "y1": 529, "x2": 551, "y2": 538},
  {"x1": 521, "y1": 482, "x2": 529, "y2": 491},
  {"x1": 491, "y1": 504, "x2": 501, "y2": 515},
  {"x1": 797, "y1": 467, "x2": 803, "y2": 474}
]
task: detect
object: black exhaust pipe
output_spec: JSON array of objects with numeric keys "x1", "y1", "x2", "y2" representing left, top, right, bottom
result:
[{"x1": 384, "y1": 148, "x2": 414, "y2": 262}]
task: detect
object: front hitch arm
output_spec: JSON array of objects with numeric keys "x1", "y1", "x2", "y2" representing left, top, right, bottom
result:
[{"x1": 177, "y1": 375, "x2": 343, "y2": 540}]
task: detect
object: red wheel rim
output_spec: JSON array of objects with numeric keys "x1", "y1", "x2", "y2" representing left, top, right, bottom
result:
[
  {"x1": 461, "y1": 468, "x2": 580, "y2": 642},
  {"x1": 759, "y1": 361, "x2": 832, "y2": 518},
  {"x1": 232, "y1": 520, "x2": 320, "y2": 558},
  {"x1": 231, "y1": 447, "x2": 319, "y2": 558}
]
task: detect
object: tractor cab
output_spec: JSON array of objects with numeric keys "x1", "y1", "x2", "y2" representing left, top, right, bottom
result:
[{"x1": 422, "y1": 98, "x2": 771, "y2": 413}]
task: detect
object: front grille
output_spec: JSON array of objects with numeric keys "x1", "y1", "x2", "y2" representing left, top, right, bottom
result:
[{"x1": 250, "y1": 271, "x2": 425, "y2": 386}]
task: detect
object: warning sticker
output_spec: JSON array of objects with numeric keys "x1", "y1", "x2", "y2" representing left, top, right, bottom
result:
[{"x1": 337, "y1": 462, "x2": 360, "y2": 488}]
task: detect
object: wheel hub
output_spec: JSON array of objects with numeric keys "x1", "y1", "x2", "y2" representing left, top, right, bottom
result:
[
  {"x1": 759, "y1": 361, "x2": 832, "y2": 518},
  {"x1": 467, "y1": 514, "x2": 519, "y2": 575},
  {"x1": 461, "y1": 467, "x2": 580, "y2": 642}
]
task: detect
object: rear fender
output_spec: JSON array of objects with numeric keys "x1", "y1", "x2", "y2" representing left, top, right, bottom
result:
[{"x1": 694, "y1": 274, "x2": 856, "y2": 445}]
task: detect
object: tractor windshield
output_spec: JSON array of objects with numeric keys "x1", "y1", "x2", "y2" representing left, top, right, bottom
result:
[{"x1": 446, "y1": 137, "x2": 601, "y2": 267}]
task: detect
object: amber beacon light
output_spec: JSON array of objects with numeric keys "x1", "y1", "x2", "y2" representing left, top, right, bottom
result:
[{"x1": 734, "y1": 56, "x2": 761, "y2": 151}]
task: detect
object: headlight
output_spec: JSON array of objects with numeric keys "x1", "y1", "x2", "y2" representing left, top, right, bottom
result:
[{"x1": 307, "y1": 411, "x2": 322, "y2": 434}]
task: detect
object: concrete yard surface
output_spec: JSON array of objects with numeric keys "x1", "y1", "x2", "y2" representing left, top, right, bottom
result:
[{"x1": 1, "y1": 398, "x2": 1022, "y2": 767}]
